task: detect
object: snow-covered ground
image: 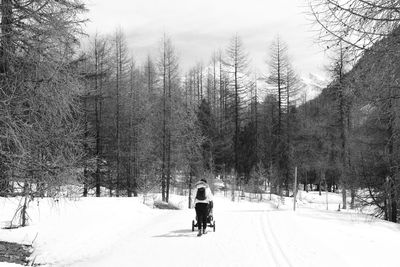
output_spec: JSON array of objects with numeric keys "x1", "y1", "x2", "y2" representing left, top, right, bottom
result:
[{"x1": 1, "y1": 191, "x2": 399, "y2": 266}]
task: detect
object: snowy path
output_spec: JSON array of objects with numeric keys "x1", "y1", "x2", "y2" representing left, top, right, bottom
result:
[
  {"x1": 71, "y1": 196, "x2": 400, "y2": 267},
  {"x1": 76, "y1": 199, "x2": 295, "y2": 267}
]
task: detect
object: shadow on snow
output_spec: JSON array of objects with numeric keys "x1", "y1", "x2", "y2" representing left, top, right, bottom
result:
[{"x1": 152, "y1": 229, "x2": 197, "y2": 238}]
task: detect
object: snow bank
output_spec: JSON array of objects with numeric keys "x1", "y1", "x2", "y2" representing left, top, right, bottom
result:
[
  {"x1": 0, "y1": 263, "x2": 25, "y2": 267},
  {"x1": 0, "y1": 197, "x2": 167, "y2": 266}
]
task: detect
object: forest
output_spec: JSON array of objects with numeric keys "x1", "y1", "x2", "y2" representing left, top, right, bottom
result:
[{"x1": 1, "y1": 0, "x2": 400, "y2": 225}]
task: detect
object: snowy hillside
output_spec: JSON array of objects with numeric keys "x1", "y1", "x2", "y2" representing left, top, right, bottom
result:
[{"x1": 0, "y1": 192, "x2": 399, "y2": 266}]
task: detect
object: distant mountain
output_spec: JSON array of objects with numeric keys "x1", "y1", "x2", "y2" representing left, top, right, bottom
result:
[
  {"x1": 256, "y1": 73, "x2": 328, "y2": 104},
  {"x1": 299, "y1": 73, "x2": 329, "y2": 102}
]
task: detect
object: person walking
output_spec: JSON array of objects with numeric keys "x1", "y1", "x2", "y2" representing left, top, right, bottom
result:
[{"x1": 193, "y1": 178, "x2": 213, "y2": 236}]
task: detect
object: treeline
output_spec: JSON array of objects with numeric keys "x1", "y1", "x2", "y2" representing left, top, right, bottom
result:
[
  {"x1": 2, "y1": 0, "x2": 400, "y2": 225},
  {"x1": 79, "y1": 33, "x2": 303, "y2": 203},
  {"x1": 0, "y1": 0, "x2": 304, "y2": 207}
]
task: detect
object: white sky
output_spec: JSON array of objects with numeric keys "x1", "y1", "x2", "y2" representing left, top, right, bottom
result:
[{"x1": 84, "y1": 0, "x2": 329, "y2": 78}]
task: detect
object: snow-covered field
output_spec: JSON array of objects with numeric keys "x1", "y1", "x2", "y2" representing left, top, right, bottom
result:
[{"x1": 1, "y1": 191, "x2": 399, "y2": 266}]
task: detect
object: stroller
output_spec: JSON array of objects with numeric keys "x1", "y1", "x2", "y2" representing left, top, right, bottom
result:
[{"x1": 192, "y1": 201, "x2": 216, "y2": 232}]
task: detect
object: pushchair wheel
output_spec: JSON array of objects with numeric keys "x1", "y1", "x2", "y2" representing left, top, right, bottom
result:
[
  {"x1": 192, "y1": 220, "x2": 195, "y2": 232},
  {"x1": 213, "y1": 221, "x2": 216, "y2": 232}
]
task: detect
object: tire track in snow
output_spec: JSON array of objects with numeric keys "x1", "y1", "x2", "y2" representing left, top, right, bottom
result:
[
  {"x1": 258, "y1": 213, "x2": 280, "y2": 266},
  {"x1": 260, "y1": 211, "x2": 294, "y2": 267}
]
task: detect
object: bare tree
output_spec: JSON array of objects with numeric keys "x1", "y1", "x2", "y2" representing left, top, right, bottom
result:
[
  {"x1": 93, "y1": 36, "x2": 111, "y2": 197},
  {"x1": 224, "y1": 35, "x2": 249, "y2": 186},
  {"x1": 266, "y1": 36, "x2": 288, "y2": 195},
  {"x1": 0, "y1": 0, "x2": 86, "y2": 225},
  {"x1": 113, "y1": 29, "x2": 130, "y2": 197},
  {"x1": 158, "y1": 34, "x2": 179, "y2": 202},
  {"x1": 328, "y1": 43, "x2": 352, "y2": 208},
  {"x1": 307, "y1": 0, "x2": 400, "y2": 53},
  {"x1": 267, "y1": 36, "x2": 288, "y2": 139}
]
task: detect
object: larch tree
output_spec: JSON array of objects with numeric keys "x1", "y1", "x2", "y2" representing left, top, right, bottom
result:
[
  {"x1": 113, "y1": 29, "x2": 130, "y2": 197},
  {"x1": 284, "y1": 62, "x2": 301, "y2": 195},
  {"x1": 267, "y1": 36, "x2": 287, "y2": 142},
  {"x1": 127, "y1": 58, "x2": 139, "y2": 197},
  {"x1": 266, "y1": 36, "x2": 288, "y2": 195},
  {"x1": 327, "y1": 43, "x2": 352, "y2": 209},
  {"x1": 144, "y1": 55, "x2": 157, "y2": 94},
  {"x1": 0, "y1": 0, "x2": 86, "y2": 225},
  {"x1": 93, "y1": 35, "x2": 112, "y2": 197},
  {"x1": 158, "y1": 35, "x2": 179, "y2": 202},
  {"x1": 138, "y1": 55, "x2": 159, "y2": 196},
  {"x1": 266, "y1": 36, "x2": 302, "y2": 196},
  {"x1": 224, "y1": 34, "x2": 249, "y2": 188}
]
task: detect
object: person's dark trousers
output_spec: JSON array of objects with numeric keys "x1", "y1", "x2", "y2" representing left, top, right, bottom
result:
[{"x1": 195, "y1": 203, "x2": 208, "y2": 230}]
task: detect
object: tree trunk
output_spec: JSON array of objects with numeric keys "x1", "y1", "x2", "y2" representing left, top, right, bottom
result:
[
  {"x1": 318, "y1": 175, "x2": 322, "y2": 196},
  {"x1": 94, "y1": 40, "x2": 101, "y2": 198},
  {"x1": 350, "y1": 188, "x2": 355, "y2": 209},
  {"x1": 127, "y1": 63, "x2": 134, "y2": 198},
  {"x1": 285, "y1": 70, "x2": 290, "y2": 198},
  {"x1": 108, "y1": 171, "x2": 113, "y2": 197},
  {"x1": 83, "y1": 169, "x2": 88, "y2": 197},
  {"x1": 115, "y1": 34, "x2": 121, "y2": 197},
  {"x1": 305, "y1": 171, "x2": 309, "y2": 192},
  {"x1": 384, "y1": 197, "x2": 388, "y2": 221},
  {"x1": 0, "y1": 0, "x2": 12, "y2": 74},
  {"x1": 166, "y1": 52, "x2": 173, "y2": 203},
  {"x1": 83, "y1": 86, "x2": 89, "y2": 197},
  {"x1": 161, "y1": 39, "x2": 167, "y2": 202},
  {"x1": 219, "y1": 53, "x2": 224, "y2": 132},
  {"x1": 338, "y1": 44, "x2": 347, "y2": 210},
  {"x1": 21, "y1": 194, "x2": 29, "y2": 227},
  {"x1": 188, "y1": 172, "x2": 192, "y2": 209},
  {"x1": 234, "y1": 39, "x2": 240, "y2": 187},
  {"x1": 390, "y1": 178, "x2": 397, "y2": 222}
]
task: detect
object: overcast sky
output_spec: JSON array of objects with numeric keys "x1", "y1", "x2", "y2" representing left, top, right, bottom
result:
[{"x1": 84, "y1": 0, "x2": 329, "y2": 78}]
